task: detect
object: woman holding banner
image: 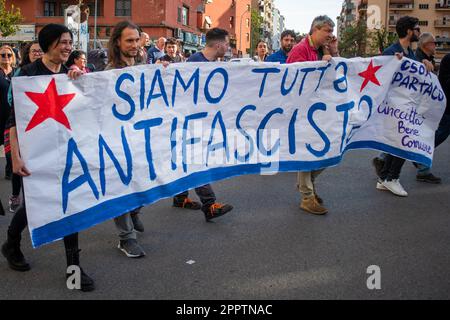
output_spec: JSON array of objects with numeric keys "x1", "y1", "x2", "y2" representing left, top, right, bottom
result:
[{"x1": 1, "y1": 24, "x2": 95, "y2": 292}]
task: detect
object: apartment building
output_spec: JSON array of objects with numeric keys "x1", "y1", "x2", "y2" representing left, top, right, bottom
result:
[
  {"x1": 357, "y1": 0, "x2": 450, "y2": 58},
  {"x1": 203, "y1": 0, "x2": 252, "y2": 57},
  {"x1": 3, "y1": 0, "x2": 207, "y2": 52}
]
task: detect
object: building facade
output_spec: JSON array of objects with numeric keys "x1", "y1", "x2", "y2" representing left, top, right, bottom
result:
[
  {"x1": 337, "y1": 0, "x2": 360, "y2": 41},
  {"x1": 272, "y1": 7, "x2": 285, "y2": 51},
  {"x1": 356, "y1": 0, "x2": 450, "y2": 58},
  {"x1": 4, "y1": 0, "x2": 206, "y2": 52},
  {"x1": 203, "y1": 0, "x2": 251, "y2": 57}
]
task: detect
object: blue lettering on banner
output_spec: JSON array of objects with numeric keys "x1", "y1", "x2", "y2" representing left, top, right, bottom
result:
[
  {"x1": 112, "y1": 73, "x2": 135, "y2": 121},
  {"x1": 281, "y1": 69, "x2": 299, "y2": 96},
  {"x1": 204, "y1": 68, "x2": 229, "y2": 104},
  {"x1": 306, "y1": 103, "x2": 330, "y2": 157},
  {"x1": 333, "y1": 62, "x2": 348, "y2": 93},
  {"x1": 206, "y1": 111, "x2": 229, "y2": 166},
  {"x1": 257, "y1": 107, "x2": 283, "y2": 156},
  {"x1": 147, "y1": 69, "x2": 169, "y2": 108},
  {"x1": 235, "y1": 105, "x2": 256, "y2": 162},
  {"x1": 252, "y1": 68, "x2": 281, "y2": 97},
  {"x1": 336, "y1": 101, "x2": 355, "y2": 152},
  {"x1": 98, "y1": 126, "x2": 133, "y2": 196},
  {"x1": 182, "y1": 112, "x2": 208, "y2": 172},
  {"x1": 62, "y1": 138, "x2": 100, "y2": 214},
  {"x1": 288, "y1": 109, "x2": 299, "y2": 155},
  {"x1": 170, "y1": 117, "x2": 178, "y2": 170},
  {"x1": 172, "y1": 68, "x2": 199, "y2": 106},
  {"x1": 134, "y1": 118, "x2": 164, "y2": 180}
]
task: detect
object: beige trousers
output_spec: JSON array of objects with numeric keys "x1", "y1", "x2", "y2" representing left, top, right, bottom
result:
[{"x1": 297, "y1": 169, "x2": 325, "y2": 198}]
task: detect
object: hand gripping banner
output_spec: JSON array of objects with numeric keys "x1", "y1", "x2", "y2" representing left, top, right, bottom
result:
[{"x1": 12, "y1": 56, "x2": 446, "y2": 247}]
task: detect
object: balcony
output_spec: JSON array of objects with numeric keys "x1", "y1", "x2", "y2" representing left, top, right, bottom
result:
[
  {"x1": 389, "y1": 4, "x2": 414, "y2": 11},
  {"x1": 436, "y1": 3, "x2": 450, "y2": 10},
  {"x1": 435, "y1": 19, "x2": 450, "y2": 28},
  {"x1": 388, "y1": 19, "x2": 398, "y2": 27}
]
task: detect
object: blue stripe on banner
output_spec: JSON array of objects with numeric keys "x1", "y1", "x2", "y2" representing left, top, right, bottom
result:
[{"x1": 30, "y1": 141, "x2": 432, "y2": 247}]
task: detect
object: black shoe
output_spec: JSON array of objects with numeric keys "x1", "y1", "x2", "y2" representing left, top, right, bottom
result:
[
  {"x1": 1, "y1": 241, "x2": 31, "y2": 272},
  {"x1": 372, "y1": 157, "x2": 384, "y2": 177},
  {"x1": 118, "y1": 239, "x2": 146, "y2": 258},
  {"x1": 173, "y1": 197, "x2": 202, "y2": 210},
  {"x1": 203, "y1": 203, "x2": 233, "y2": 222},
  {"x1": 65, "y1": 248, "x2": 95, "y2": 292},
  {"x1": 416, "y1": 173, "x2": 442, "y2": 184},
  {"x1": 66, "y1": 266, "x2": 95, "y2": 292},
  {"x1": 130, "y1": 212, "x2": 144, "y2": 233}
]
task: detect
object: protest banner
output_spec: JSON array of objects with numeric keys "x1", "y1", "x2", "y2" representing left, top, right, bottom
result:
[{"x1": 12, "y1": 56, "x2": 445, "y2": 247}]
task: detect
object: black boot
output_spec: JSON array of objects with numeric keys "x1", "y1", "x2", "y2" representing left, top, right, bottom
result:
[
  {"x1": 1, "y1": 232, "x2": 30, "y2": 271},
  {"x1": 65, "y1": 249, "x2": 95, "y2": 292}
]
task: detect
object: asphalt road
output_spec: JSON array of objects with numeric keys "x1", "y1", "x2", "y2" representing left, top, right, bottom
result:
[{"x1": 0, "y1": 145, "x2": 449, "y2": 300}]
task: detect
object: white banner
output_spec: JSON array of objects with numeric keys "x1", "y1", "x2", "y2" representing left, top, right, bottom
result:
[{"x1": 12, "y1": 57, "x2": 445, "y2": 247}]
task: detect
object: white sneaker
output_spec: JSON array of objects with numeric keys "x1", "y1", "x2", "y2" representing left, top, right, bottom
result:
[
  {"x1": 381, "y1": 179, "x2": 408, "y2": 197},
  {"x1": 376, "y1": 179, "x2": 388, "y2": 191}
]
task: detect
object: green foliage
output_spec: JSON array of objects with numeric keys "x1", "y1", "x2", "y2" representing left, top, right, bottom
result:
[
  {"x1": 0, "y1": 0, "x2": 23, "y2": 38},
  {"x1": 250, "y1": 9, "x2": 263, "y2": 56},
  {"x1": 370, "y1": 28, "x2": 398, "y2": 54},
  {"x1": 338, "y1": 19, "x2": 368, "y2": 58}
]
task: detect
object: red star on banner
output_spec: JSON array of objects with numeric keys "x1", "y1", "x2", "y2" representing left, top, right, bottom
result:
[
  {"x1": 24, "y1": 78, "x2": 76, "y2": 132},
  {"x1": 358, "y1": 60, "x2": 382, "y2": 92}
]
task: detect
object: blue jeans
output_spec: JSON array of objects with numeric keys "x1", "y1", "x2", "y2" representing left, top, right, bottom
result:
[{"x1": 416, "y1": 113, "x2": 450, "y2": 175}]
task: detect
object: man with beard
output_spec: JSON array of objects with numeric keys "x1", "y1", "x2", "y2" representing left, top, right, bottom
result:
[
  {"x1": 372, "y1": 16, "x2": 424, "y2": 197},
  {"x1": 265, "y1": 30, "x2": 296, "y2": 64},
  {"x1": 105, "y1": 21, "x2": 146, "y2": 258}
]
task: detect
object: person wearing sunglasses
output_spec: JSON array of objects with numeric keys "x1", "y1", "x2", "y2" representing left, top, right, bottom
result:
[
  {"x1": 0, "y1": 45, "x2": 17, "y2": 181},
  {"x1": 372, "y1": 16, "x2": 433, "y2": 197},
  {"x1": 5, "y1": 41, "x2": 44, "y2": 214},
  {"x1": 66, "y1": 50, "x2": 91, "y2": 73}
]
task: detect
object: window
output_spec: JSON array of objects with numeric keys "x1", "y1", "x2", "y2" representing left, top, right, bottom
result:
[
  {"x1": 418, "y1": 21, "x2": 428, "y2": 26},
  {"x1": 246, "y1": 18, "x2": 250, "y2": 28},
  {"x1": 230, "y1": 16, "x2": 234, "y2": 28},
  {"x1": 115, "y1": 0, "x2": 131, "y2": 16},
  {"x1": 246, "y1": 33, "x2": 250, "y2": 42},
  {"x1": 44, "y1": 1, "x2": 56, "y2": 16},
  {"x1": 87, "y1": 1, "x2": 104, "y2": 16},
  {"x1": 419, "y1": 4, "x2": 429, "y2": 10},
  {"x1": 60, "y1": 3, "x2": 69, "y2": 16},
  {"x1": 182, "y1": 6, "x2": 189, "y2": 25},
  {"x1": 177, "y1": 7, "x2": 182, "y2": 23}
]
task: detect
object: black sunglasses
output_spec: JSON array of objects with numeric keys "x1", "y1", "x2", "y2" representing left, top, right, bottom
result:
[
  {"x1": 1, "y1": 53, "x2": 13, "y2": 58},
  {"x1": 414, "y1": 27, "x2": 421, "y2": 32}
]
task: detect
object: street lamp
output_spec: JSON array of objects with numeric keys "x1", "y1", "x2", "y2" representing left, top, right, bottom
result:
[{"x1": 239, "y1": 6, "x2": 250, "y2": 57}]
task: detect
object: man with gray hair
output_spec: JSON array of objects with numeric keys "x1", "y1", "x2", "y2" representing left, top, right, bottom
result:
[
  {"x1": 147, "y1": 36, "x2": 166, "y2": 64},
  {"x1": 286, "y1": 15, "x2": 339, "y2": 215},
  {"x1": 287, "y1": 15, "x2": 338, "y2": 63},
  {"x1": 412, "y1": 32, "x2": 442, "y2": 182},
  {"x1": 416, "y1": 32, "x2": 437, "y2": 73}
]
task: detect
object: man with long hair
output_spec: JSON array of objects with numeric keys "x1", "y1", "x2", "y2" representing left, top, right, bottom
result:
[{"x1": 105, "y1": 21, "x2": 146, "y2": 258}]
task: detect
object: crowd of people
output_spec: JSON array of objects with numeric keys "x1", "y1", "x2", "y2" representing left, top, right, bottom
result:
[{"x1": 0, "y1": 13, "x2": 449, "y2": 292}]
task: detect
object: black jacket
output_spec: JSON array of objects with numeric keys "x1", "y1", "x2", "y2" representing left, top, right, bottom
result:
[{"x1": 438, "y1": 53, "x2": 450, "y2": 115}]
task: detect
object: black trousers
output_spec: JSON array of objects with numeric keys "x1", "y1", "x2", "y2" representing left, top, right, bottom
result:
[
  {"x1": 8, "y1": 198, "x2": 78, "y2": 252},
  {"x1": 174, "y1": 184, "x2": 216, "y2": 210},
  {"x1": 380, "y1": 154, "x2": 406, "y2": 181}
]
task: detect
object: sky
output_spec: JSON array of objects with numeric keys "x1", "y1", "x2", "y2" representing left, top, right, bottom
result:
[{"x1": 275, "y1": 0, "x2": 342, "y2": 35}]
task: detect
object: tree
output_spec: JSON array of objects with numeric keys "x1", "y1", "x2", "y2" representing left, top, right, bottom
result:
[
  {"x1": 370, "y1": 28, "x2": 398, "y2": 55},
  {"x1": 0, "y1": 0, "x2": 23, "y2": 38},
  {"x1": 250, "y1": 8, "x2": 263, "y2": 56},
  {"x1": 338, "y1": 18, "x2": 369, "y2": 58}
]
